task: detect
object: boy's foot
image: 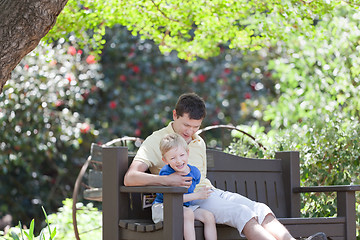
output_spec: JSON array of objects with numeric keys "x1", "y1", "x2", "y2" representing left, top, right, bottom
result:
[{"x1": 305, "y1": 232, "x2": 327, "y2": 240}]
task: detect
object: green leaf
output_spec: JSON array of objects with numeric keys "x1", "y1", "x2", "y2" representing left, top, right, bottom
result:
[{"x1": 9, "y1": 232, "x2": 20, "y2": 240}]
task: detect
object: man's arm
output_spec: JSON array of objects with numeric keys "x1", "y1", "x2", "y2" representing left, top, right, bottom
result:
[{"x1": 124, "y1": 160, "x2": 192, "y2": 187}]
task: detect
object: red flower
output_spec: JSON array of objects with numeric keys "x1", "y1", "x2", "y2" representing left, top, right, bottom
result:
[
  {"x1": 224, "y1": 68, "x2": 231, "y2": 74},
  {"x1": 244, "y1": 93, "x2": 252, "y2": 99},
  {"x1": 109, "y1": 101, "x2": 117, "y2": 109},
  {"x1": 192, "y1": 76, "x2": 198, "y2": 83},
  {"x1": 128, "y1": 52, "x2": 135, "y2": 58},
  {"x1": 198, "y1": 74, "x2": 206, "y2": 83},
  {"x1": 24, "y1": 64, "x2": 29, "y2": 70},
  {"x1": 250, "y1": 82, "x2": 257, "y2": 90},
  {"x1": 135, "y1": 128, "x2": 141, "y2": 136},
  {"x1": 77, "y1": 49, "x2": 83, "y2": 55},
  {"x1": 264, "y1": 71, "x2": 272, "y2": 78},
  {"x1": 65, "y1": 73, "x2": 73, "y2": 83},
  {"x1": 91, "y1": 86, "x2": 98, "y2": 92},
  {"x1": 119, "y1": 75, "x2": 126, "y2": 82},
  {"x1": 82, "y1": 90, "x2": 89, "y2": 100},
  {"x1": 86, "y1": 55, "x2": 96, "y2": 64},
  {"x1": 80, "y1": 123, "x2": 91, "y2": 134},
  {"x1": 132, "y1": 65, "x2": 140, "y2": 74},
  {"x1": 68, "y1": 46, "x2": 76, "y2": 56}
]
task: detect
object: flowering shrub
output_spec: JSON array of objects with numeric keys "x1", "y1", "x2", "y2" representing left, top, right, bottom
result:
[{"x1": 0, "y1": 39, "x2": 102, "y2": 230}]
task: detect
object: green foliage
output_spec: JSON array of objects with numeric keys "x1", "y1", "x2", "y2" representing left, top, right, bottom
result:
[
  {"x1": 83, "y1": 25, "x2": 277, "y2": 142},
  {"x1": 226, "y1": 114, "x2": 360, "y2": 234},
  {"x1": 45, "y1": 199, "x2": 101, "y2": 240},
  {"x1": 1, "y1": 200, "x2": 100, "y2": 240},
  {"x1": 264, "y1": 4, "x2": 360, "y2": 128},
  {"x1": 1, "y1": 207, "x2": 56, "y2": 240},
  {"x1": 45, "y1": 0, "x2": 360, "y2": 61}
]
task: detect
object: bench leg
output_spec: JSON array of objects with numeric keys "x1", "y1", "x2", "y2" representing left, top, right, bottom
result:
[
  {"x1": 163, "y1": 193, "x2": 184, "y2": 240},
  {"x1": 337, "y1": 191, "x2": 356, "y2": 240}
]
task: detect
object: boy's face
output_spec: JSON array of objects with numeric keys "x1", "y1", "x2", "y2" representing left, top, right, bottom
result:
[
  {"x1": 172, "y1": 110, "x2": 203, "y2": 144},
  {"x1": 162, "y1": 146, "x2": 189, "y2": 174}
]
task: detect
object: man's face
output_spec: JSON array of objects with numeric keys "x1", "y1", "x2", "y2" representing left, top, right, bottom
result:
[{"x1": 172, "y1": 111, "x2": 203, "y2": 143}]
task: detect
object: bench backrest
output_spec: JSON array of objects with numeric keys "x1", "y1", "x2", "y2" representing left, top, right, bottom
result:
[
  {"x1": 207, "y1": 150, "x2": 290, "y2": 217},
  {"x1": 102, "y1": 147, "x2": 300, "y2": 224}
]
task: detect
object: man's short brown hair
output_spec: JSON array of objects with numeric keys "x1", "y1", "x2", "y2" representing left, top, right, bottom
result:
[{"x1": 174, "y1": 93, "x2": 206, "y2": 120}]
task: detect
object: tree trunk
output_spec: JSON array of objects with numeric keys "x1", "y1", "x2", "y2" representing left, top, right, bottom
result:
[{"x1": 0, "y1": 0, "x2": 68, "y2": 93}]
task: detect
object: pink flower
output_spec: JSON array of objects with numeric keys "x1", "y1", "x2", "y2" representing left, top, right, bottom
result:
[
  {"x1": 86, "y1": 55, "x2": 96, "y2": 64},
  {"x1": 55, "y1": 100, "x2": 64, "y2": 107},
  {"x1": 119, "y1": 75, "x2": 126, "y2": 82},
  {"x1": 68, "y1": 46, "x2": 77, "y2": 56},
  {"x1": 77, "y1": 49, "x2": 83, "y2": 55}
]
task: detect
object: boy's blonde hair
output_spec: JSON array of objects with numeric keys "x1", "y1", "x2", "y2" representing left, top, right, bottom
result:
[{"x1": 160, "y1": 133, "x2": 189, "y2": 156}]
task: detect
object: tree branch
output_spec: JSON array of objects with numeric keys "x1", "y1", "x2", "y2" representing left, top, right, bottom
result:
[{"x1": 150, "y1": 0, "x2": 180, "y2": 23}]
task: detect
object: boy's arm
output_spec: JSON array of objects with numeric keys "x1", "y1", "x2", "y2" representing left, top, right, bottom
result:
[{"x1": 124, "y1": 160, "x2": 192, "y2": 187}]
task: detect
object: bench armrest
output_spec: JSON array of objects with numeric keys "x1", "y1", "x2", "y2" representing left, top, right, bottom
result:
[
  {"x1": 293, "y1": 185, "x2": 360, "y2": 193},
  {"x1": 120, "y1": 186, "x2": 188, "y2": 194}
]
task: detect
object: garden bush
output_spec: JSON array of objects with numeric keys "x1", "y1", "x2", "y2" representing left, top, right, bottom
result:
[{"x1": 227, "y1": 113, "x2": 360, "y2": 236}]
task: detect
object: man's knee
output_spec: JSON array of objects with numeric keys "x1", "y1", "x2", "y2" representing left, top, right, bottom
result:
[{"x1": 243, "y1": 217, "x2": 260, "y2": 235}]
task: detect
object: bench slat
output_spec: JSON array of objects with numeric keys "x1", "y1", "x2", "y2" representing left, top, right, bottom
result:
[{"x1": 119, "y1": 219, "x2": 163, "y2": 232}]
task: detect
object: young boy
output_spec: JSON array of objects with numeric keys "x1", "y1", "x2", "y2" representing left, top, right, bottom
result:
[{"x1": 151, "y1": 133, "x2": 217, "y2": 240}]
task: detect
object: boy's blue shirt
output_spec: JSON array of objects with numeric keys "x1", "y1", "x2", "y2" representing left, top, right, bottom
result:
[{"x1": 153, "y1": 164, "x2": 201, "y2": 207}]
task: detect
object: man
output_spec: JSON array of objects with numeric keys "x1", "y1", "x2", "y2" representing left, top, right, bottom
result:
[{"x1": 124, "y1": 93, "x2": 326, "y2": 240}]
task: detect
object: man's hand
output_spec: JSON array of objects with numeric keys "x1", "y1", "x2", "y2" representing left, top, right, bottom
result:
[{"x1": 166, "y1": 172, "x2": 192, "y2": 188}]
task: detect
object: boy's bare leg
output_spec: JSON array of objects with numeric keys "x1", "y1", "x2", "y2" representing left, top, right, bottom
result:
[
  {"x1": 261, "y1": 214, "x2": 296, "y2": 240},
  {"x1": 194, "y1": 208, "x2": 217, "y2": 240},
  {"x1": 183, "y1": 207, "x2": 196, "y2": 240},
  {"x1": 243, "y1": 217, "x2": 277, "y2": 240}
]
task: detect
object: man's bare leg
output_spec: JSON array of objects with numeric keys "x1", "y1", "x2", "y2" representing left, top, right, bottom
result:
[
  {"x1": 261, "y1": 214, "x2": 295, "y2": 240},
  {"x1": 243, "y1": 217, "x2": 277, "y2": 240}
]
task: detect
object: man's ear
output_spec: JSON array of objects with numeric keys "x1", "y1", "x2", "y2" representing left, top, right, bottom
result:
[{"x1": 172, "y1": 109, "x2": 177, "y2": 120}]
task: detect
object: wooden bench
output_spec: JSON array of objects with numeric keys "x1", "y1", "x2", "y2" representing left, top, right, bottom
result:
[{"x1": 99, "y1": 146, "x2": 360, "y2": 240}]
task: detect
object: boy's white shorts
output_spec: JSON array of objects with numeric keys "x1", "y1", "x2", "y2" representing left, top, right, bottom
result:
[{"x1": 151, "y1": 203, "x2": 200, "y2": 223}]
